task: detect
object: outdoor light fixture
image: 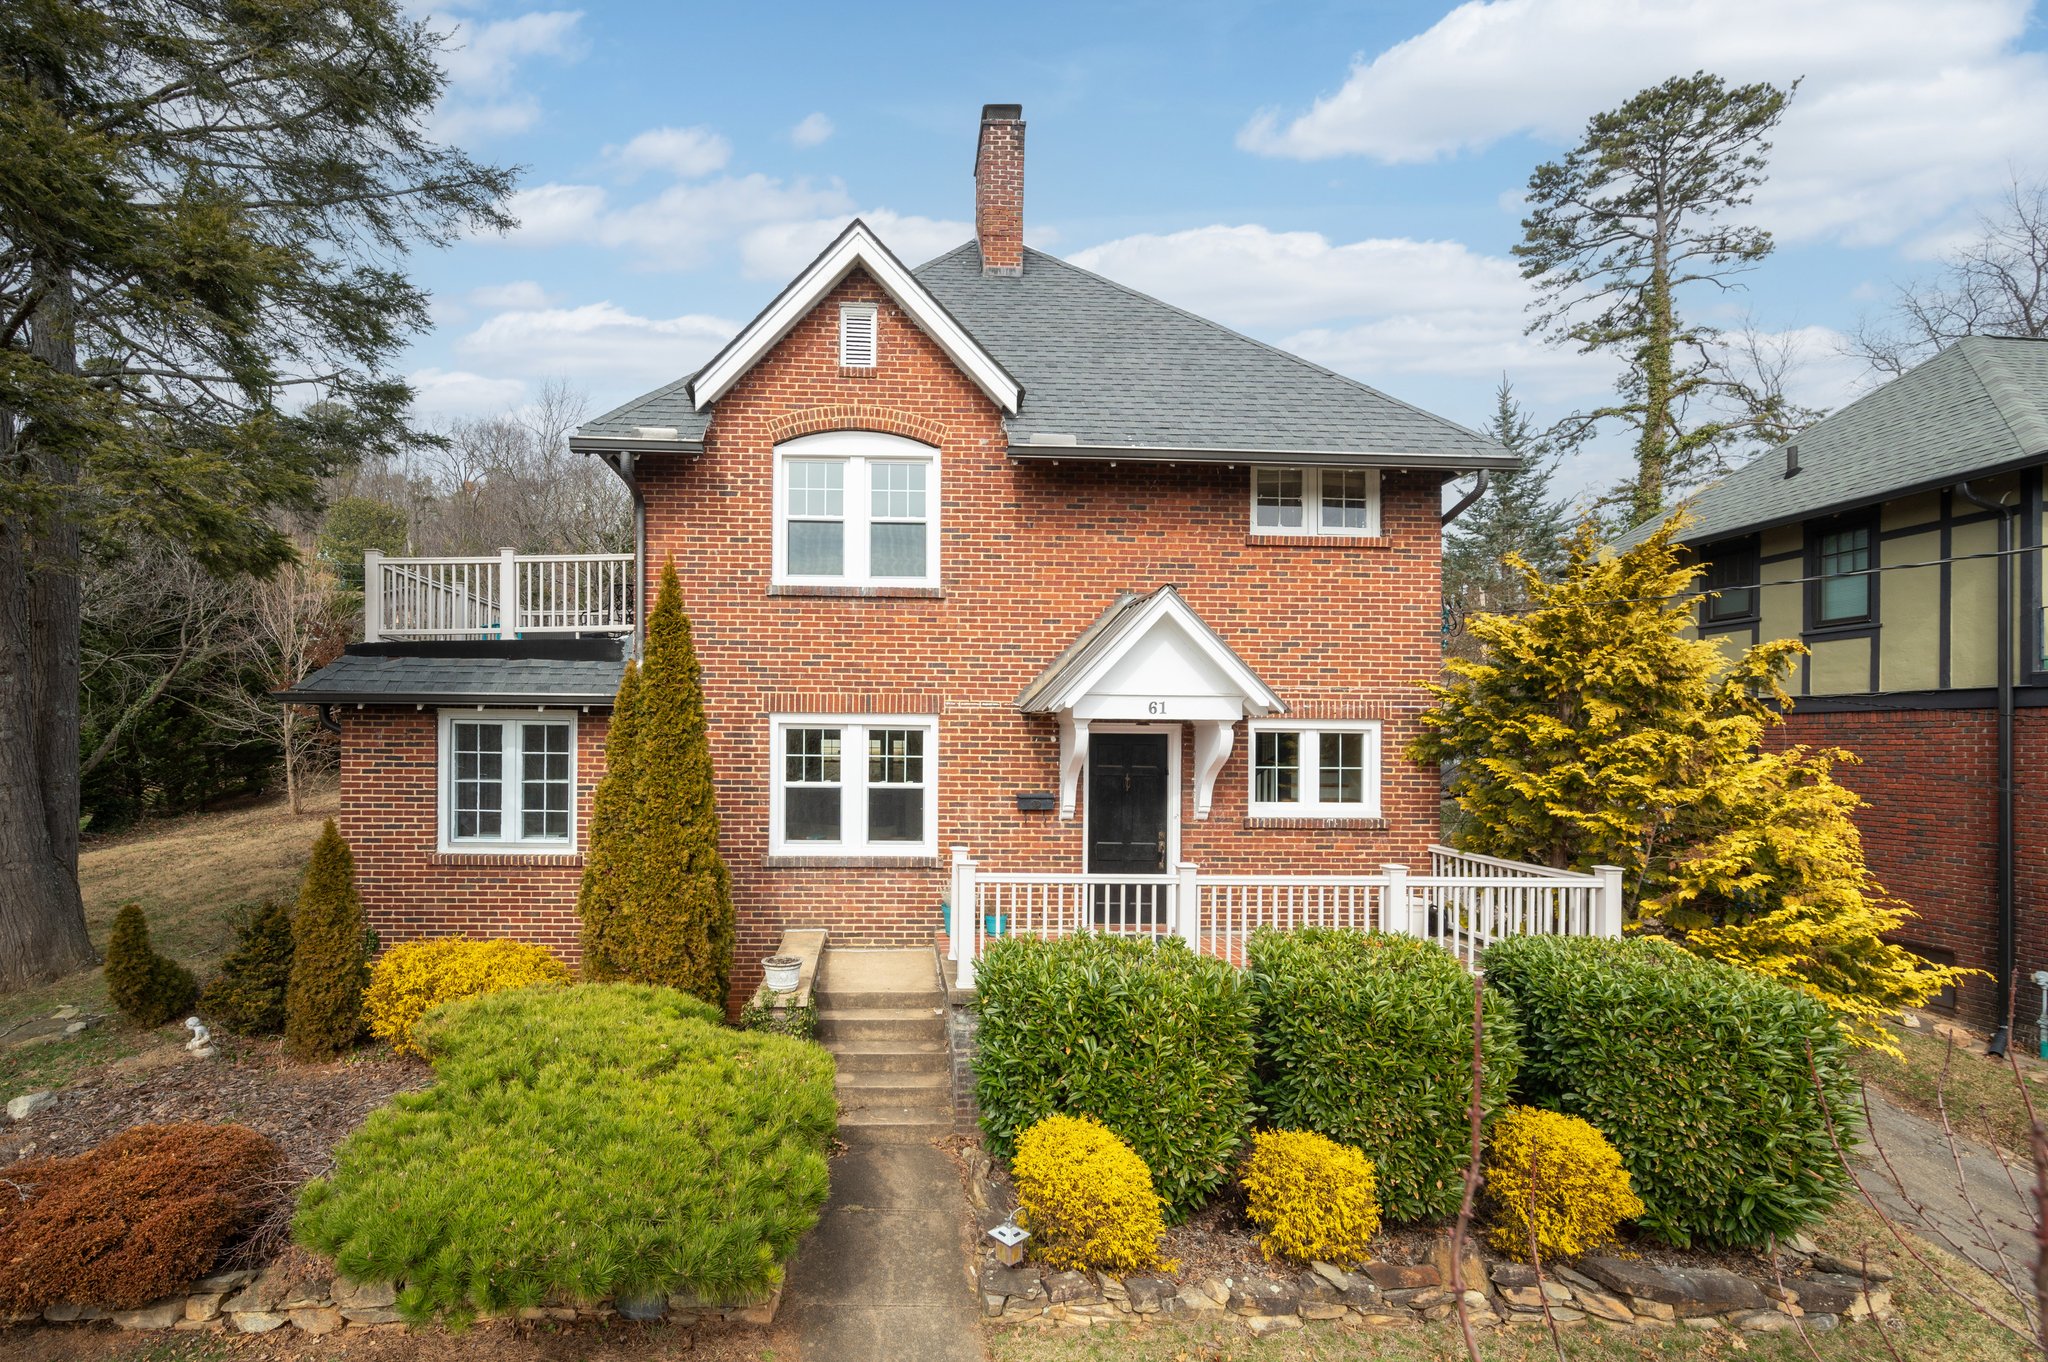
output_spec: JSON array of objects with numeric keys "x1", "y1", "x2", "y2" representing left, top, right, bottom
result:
[{"x1": 988, "y1": 1219, "x2": 1029, "y2": 1267}]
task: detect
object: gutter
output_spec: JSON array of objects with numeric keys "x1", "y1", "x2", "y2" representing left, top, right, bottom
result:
[
  {"x1": 1441, "y1": 470, "x2": 1491, "y2": 526},
  {"x1": 590, "y1": 447, "x2": 648, "y2": 662},
  {"x1": 1955, "y1": 479, "x2": 2018, "y2": 1055},
  {"x1": 1006, "y1": 442, "x2": 1520, "y2": 472}
]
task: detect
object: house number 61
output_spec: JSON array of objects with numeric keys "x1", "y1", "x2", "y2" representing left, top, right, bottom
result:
[{"x1": 1147, "y1": 701, "x2": 1165, "y2": 715}]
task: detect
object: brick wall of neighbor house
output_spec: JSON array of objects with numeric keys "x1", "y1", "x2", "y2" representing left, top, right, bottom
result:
[
  {"x1": 339, "y1": 708, "x2": 608, "y2": 961},
  {"x1": 632, "y1": 266, "x2": 1448, "y2": 1006},
  {"x1": 1778, "y1": 706, "x2": 2047, "y2": 1037}
]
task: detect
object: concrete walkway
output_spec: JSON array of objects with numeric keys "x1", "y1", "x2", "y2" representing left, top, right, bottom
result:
[{"x1": 780, "y1": 1134, "x2": 985, "y2": 1362}]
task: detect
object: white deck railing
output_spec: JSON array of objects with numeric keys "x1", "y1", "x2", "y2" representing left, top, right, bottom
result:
[
  {"x1": 947, "y1": 846, "x2": 1622, "y2": 987},
  {"x1": 364, "y1": 549, "x2": 636, "y2": 641}
]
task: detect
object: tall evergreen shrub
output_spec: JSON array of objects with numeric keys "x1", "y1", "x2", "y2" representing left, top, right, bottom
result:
[
  {"x1": 104, "y1": 905, "x2": 198, "y2": 1027},
  {"x1": 285, "y1": 820, "x2": 370, "y2": 1059},
  {"x1": 576, "y1": 658, "x2": 641, "y2": 979},
  {"x1": 606, "y1": 563, "x2": 733, "y2": 1007},
  {"x1": 199, "y1": 900, "x2": 295, "y2": 1034}
]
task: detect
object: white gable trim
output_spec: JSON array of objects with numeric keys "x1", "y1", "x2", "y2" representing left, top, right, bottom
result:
[
  {"x1": 1043, "y1": 588, "x2": 1283, "y2": 719},
  {"x1": 690, "y1": 220, "x2": 1020, "y2": 414}
]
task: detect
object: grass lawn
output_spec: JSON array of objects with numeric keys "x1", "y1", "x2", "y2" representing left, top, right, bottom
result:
[
  {"x1": 988, "y1": 1203, "x2": 2032, "y2": 1362},
  {"x1": 0, "y1": 784, "x2": 334, "y2": 1096},
  {"x1": 1851, "y1": 1020, "x2": 2048, "y2": 1156}
]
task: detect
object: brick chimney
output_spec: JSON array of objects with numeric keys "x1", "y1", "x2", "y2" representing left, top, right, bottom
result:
[{"x1": 974, "y1": 104, "x2": 1025, "y2": 276}]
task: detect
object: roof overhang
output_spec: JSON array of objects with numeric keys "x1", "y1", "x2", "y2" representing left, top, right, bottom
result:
[
  {"x1": 565, "y1": 433, "x2": 704, "y2": 456},
  {"x1": 1006, "y1": 439, "x2": 1520, "y2": 473},
  {"x1": 690, "y1": 219, "x2": 1021, "y2": 414}
]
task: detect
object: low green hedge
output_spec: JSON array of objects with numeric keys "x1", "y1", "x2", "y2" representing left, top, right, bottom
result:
[
  {"x1": 1248, "y1": 928, "x2": 1519, "y2": 1222},
  {"x1": 974, "y1": 934, "x2": 1255, "y2": 1219},
  {"x1": 295, "y1": 984, "x2": 836, "y2": 1318},
  {"x1": 1484, "y1": 934, "x2": 1855, "y2": 1248}
]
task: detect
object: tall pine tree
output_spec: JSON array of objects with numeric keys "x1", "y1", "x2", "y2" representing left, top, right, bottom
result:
[
  {"x1": 1444, "y1": 379, "x2": 1571, "y2": 646},
  {"x1": 577, "y1": 657, "x2": 642, "y2": 979}
]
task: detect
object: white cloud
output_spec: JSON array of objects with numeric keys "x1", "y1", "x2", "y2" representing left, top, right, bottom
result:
[
  {"x1": 740, "y1": 211, "x2": 974, "y2": 278},
  {"x1": 791, "y1": 113, "x2": 836, "y2": 148},
  {"x1": 432, "y1": 96, "x2": 542, "y2": 143},
  {"x1": 605, "y1": 125, "x2": 733, "y2": 179},
  {"x1": 468, "y1": 280, "x2": 557, "y2": 309},
  {"x1": 495, "y1": 177, "x2": 853, "y2": 269},
  {"x1": 455, "y1": 303, "x2": 738, "y2": 387},
  {"x1": 1238, "y1": 0, "x2": 2048, "y2": 244},
  {"x1": 430, "y1": 10, "x2": 584, "y2": 145},
  {"x1": 407, "y1": 367, "x2": 530, "y2": 418},
  {"x1": 498, "y1": 182, "x2": 608, "y2": 243}
]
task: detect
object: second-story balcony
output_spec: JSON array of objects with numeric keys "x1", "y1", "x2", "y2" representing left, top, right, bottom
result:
[{"x1": 364, "y1": 550, "x2": 636, "y2": 643}]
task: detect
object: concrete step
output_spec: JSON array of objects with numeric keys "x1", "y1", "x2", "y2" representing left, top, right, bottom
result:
[
  {"x1": 836, "y1": 1104, "x2": 955, "y2": 1143},
  {"x1": 817, "y1": 1006, "x2": 947, "y2": 1045},
  {"x1": 836, "y1": 1070, "x2": 949, "y2": 1103},
  {"x1": 814, "y1": 985, "x2": 945, "y2": 1010},
  {"x1": 828, "y1": 1039, "x2": 950, "y2": 1074}
]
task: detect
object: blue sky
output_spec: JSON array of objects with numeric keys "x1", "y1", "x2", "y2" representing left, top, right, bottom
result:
[{"x1": 406, "y1": 0, "x2": 2048, "y2": 499}]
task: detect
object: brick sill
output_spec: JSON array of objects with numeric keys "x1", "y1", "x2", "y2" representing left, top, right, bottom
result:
[
  {"x1": 429, "y1": 851, "x2": 585, "y2": 867},
  {"x1": 1243, "y1": 534, "x2": 1392, "y2": 549},
  {"x1": 763, "y1": 855, "x2": 944, "y2": 870},
  {"x1": 768, "y1": 585, "x2": 945, "y2": 599},
  {"x1": 1242, "y1": 816, "x2": 1389, "y2": 831}
]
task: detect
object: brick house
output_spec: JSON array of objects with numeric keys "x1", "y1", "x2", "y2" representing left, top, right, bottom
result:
[
  {"x1": 1642, "y1": 336, "x2": 2048, "y2": 1045},
  {"x1": 281, "y1": 105, "x2": 1520, "y2": 1006}
]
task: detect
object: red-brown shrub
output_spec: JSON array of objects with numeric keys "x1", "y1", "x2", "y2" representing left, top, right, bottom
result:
[{"x1": 0, "y1": 1123, "x2": 283, "y2": 1309}]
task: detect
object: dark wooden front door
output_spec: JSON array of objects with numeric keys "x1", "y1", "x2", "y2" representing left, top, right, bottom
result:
[{"x1": 1087, "y1": 731, "x2": 1170, "y2": 927}]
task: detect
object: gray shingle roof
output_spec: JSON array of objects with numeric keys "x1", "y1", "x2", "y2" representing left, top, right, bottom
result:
[
  {"x1": 574, "y1": 238, "x2": 1514, "y2": 470},
  {"x1": 1637, "y1": 335, "x2": 2048, "y2": 547},
  {"x1": 276, "y1": 653, "x2": 625, "y2": 706}
]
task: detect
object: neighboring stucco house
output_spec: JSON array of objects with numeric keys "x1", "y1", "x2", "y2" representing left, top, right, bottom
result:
[
  {"x1": 1649, "y1": 336, "x2": 2048, "y2": 1044},
  {"x1": 280, "y1": 105, "x2": 1517, "y2": 1005}
]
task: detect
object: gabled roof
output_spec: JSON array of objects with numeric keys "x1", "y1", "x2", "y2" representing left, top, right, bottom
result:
[
  {"x1": 575, "y1": 231, "x2": 1516, "y2": 472},
  {"x1": 1639, "y1": 335, "x2": 2048, "y2": 547},
  {"x1": 691, "y1": 220, "x2": 1021, "y2": 414},
  {"x1": 1017, "y1": 585, "x2": 1283, "y2": 716}
]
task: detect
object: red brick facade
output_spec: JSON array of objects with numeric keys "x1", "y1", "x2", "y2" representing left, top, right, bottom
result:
[
  {"x1": 1778, "y1": 706, "x2": 2047, "y2": 1036},
  {"x1": 338, "y1": 265, "x2": 1449, "y2": 1006}
]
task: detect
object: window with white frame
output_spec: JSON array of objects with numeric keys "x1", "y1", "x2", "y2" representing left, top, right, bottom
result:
[
  {"x1": 1247, "y1": 720, "x2": 1381, "y2": 818},
  {"x1": 839, "y1": 303, "x2": 877, "y2": 367},
  {"x1": 1250, "y1": 466, "x2": 1381, "y2": 536},
  {"x1": 438, "y1": 710, "x2": 576, "y2": 851},
  {"x1": 770, "y1": 715, "x2": 937, "y2": 856},
  {"x1": 774, "y1": 430, "x2": 939, "y2": 587}
]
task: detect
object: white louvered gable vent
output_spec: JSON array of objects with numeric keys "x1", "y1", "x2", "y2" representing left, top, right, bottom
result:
[{"x1": 839, "y1": 304, "x2": 878, "y2": 368}]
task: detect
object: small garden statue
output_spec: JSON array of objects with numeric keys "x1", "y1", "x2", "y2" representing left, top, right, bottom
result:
[{"x1": 184, "y1": 1016, "x2": 216, "y2": 1059}]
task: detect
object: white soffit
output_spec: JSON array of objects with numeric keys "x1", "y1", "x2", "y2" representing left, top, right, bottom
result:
[{"x1": 690, "y1": 219, "x2": 1021, "y2": 414}]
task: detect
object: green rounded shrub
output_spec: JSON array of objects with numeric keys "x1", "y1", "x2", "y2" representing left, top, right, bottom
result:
[
  {"x1": 974, "y1": 934, "x2": 1255, "y2": 1220},
  {"x1": 285, "y1": 820, "x2": 369, "y2": 1060},
  {"x1": 1248, "y1": 927, "x2": 1518, "y2": 1223},
  {"x1": 1484, "y1": 934, "x2": 1855, "y2": 1248},
  {"x1": 104, "y1": 904, "x2": 198, "y2": 1028},
  {"x1": 199, "y1": 900, "x2": 295, "y2": 1035}
]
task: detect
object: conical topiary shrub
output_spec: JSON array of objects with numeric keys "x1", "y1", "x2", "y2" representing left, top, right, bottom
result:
[
  {"x1": 577, "y1": 657, "x2": 642, "y2": 980},
  {"x1": 199, "y1": 900, "x2": 296, "y2": 1035},
  {"x1": 104, "y1": 904, "x2": 198, "y2": 1028},
  {"x1": 613, "y1": 562, "x2": 734, "y2": 1007},
  {"x1": 285, "y1": 820, "x2": 369, "y2": 1059}
]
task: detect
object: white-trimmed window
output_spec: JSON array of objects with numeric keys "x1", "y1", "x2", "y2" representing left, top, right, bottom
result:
[
  {"x1": 839, "y1": 303, "x2": 878, "y2": 367},
  {"x1": 438, "y1": 710, "x2": 576, "y2": 852},
  {"x1": 770, "y1": 714, "x2": 938, "y2": 856},
  {"x1": 1247, "y1": 719, "x2": 1381, "y2": 818},
  {"x1": 773, "y1": 430, "x2": 940, "y2": 587},
  {"x1": 1250, "y1": 466, "x2": 1381, "y2": 536}
]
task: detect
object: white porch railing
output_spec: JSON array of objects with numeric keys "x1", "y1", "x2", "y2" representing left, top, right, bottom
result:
[
  {"x1": 947, "y1": 845, "x2": 1623, "y2": 988},
  {"x1": 364, "y1": 549, "x2": 636, "y2": 642}
]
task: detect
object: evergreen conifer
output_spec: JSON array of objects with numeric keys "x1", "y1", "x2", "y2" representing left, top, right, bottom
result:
[
  {"x1": 285, "y1": 820, "x2": 370, "y2": 1059},
  {"x1": 577, "y1": 658, "x2": 642, "y2": 979},
  {"x1": 104, "y1": 904, "x2": 198, "y2": 1028},
  {"x1": 199, "y1": 900, "x2": 296, "y2": 1034}
]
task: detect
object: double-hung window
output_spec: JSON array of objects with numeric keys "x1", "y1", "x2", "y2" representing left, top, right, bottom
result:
[
  {"x1": 1700, "y1": 535, "x2": 1761, "y2": 626},
  {"x1": 1247, "y1": 720, "x2": 1381, "y2": 819},
  {"x1": 1250, "y1": 466, "x2": 1381, "y2": 537},
  {"x1": 1808, "y1": 516, "x2": 1876, "y2": 629},
  {"x1": 774, "y1": 431, "x2": 939, "y2": 588},
  {"x1": 770, "y1": 715, "x2": 938, "y2": 857},
  {"x1": 439, "y1": 710, "x2": 575, "y2": 852}
]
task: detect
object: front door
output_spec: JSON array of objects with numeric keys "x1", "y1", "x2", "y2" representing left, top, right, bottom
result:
[{"x1": 1086, "y1": 731, "x2": 1171, "y2": 927}]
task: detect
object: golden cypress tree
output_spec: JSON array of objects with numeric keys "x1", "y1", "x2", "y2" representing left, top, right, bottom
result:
[
  {"x1": 616, "y1": 562, "x2": 734, "y2": 1006},
  {"x1": 577, "y1": 658, "x2": 642, "y2": 979},
  {"x1": 285, "y1": 819, "x2": 370, "y2": 1059}
]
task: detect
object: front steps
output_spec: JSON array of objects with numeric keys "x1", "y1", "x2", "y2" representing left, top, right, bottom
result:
[{"x1": 815, "y1": 949, "x2": 953, "y2": 1143}]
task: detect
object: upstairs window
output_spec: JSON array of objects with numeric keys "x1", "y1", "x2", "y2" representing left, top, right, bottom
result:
[
  {"x1": 439, "y1": 711, "x2": 575, "y2": 852},
  {"x1": 1700, "y1": 535, "x2": 1761, "y2": 625},
  {"x1": 1250, "y1": 466, "x2": 1381, "y2": 537},
  {"x1": 774, "y1": 431, "x2": 940, "y2": 588},
  {"x1": 770, "y1": 715, "x2": 937, "y2": 857},
  {"x1": 1247, "y1": 720, "x2": 1382, "y2": 819},
  {"x1": 839, "y1": 304, "x2": 877, "y2": 368},
  {"x1": 1808, "y1": 517, "x2": 1875, "y2": 628}
]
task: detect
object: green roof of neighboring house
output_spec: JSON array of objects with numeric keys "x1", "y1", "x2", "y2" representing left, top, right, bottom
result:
[{"x1": 1626, "y1": 335, "x2": 2048, "y2": 548}]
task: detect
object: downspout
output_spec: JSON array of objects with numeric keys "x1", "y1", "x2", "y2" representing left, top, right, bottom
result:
[
  {"x1": 1442, "y1": 469, "x2": 1491, "y2": 526},
  {"x1": 1956, "y1": 480, "x2": 2017, "y2": 1055},
  {"x1": 597, "y1": 449, "x2": 647, "y2": 661}
]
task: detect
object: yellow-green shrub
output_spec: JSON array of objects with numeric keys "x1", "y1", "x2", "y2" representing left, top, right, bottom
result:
[
  {"x1": 1485, "y1": 1105, "x2": 1644, "y2": 1260},
  {"x1": 1239, "y1": 1129, "x2": 1381, "y2": 1266},
  {"x1": 364, "y1": 938, "x2": 570, "y2": 1058},
  {"x1": 1011, "y1": 1115, "x2": 1175, "y2": 1274}
]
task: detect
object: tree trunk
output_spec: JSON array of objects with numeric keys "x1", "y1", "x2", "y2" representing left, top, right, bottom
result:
[
  {"x1": 0, "y1": 269, "x2": 99, "y2": 989},
  {"x1": 1632, "y1": 259, "x2": 1676, "y2": 525}
]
